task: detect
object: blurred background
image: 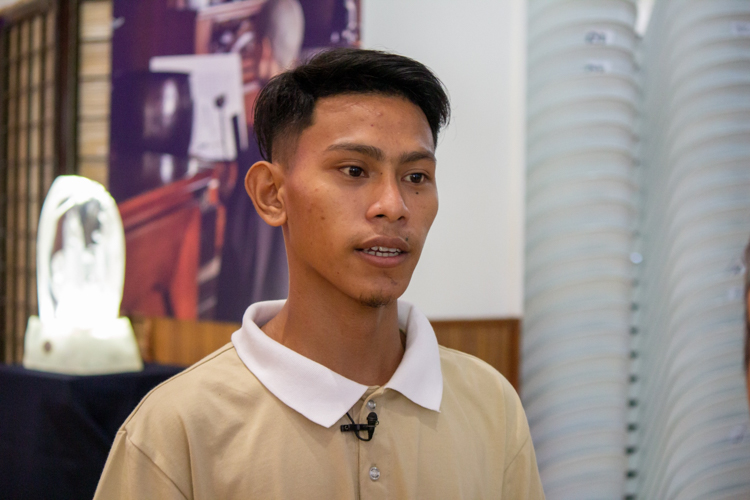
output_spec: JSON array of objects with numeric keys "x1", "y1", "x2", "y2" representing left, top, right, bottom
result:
[{"x1": 0, "y1": 0, "x2": 749, "y2": 498}]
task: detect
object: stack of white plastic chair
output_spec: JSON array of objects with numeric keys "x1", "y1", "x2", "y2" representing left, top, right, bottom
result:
[
  {"x1": 523, "y1": 0, "x2": 638, "y2": 497},
  {"x1": 629, "y1": 0, "x2": 750, "y2": 498}
]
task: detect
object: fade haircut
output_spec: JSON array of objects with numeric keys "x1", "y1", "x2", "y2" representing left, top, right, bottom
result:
[{"x1": 253, "y1": 48, "x2": 451, "y2": 163}]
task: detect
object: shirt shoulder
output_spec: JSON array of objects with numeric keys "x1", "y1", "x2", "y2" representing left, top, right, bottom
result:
[
  {"x1": 101, "y1": 344, "x2": 260, "y2": 498},
  {"x1": 437, "y1": 345, "x2": 533, "y2": 463},
  {"x1": 122, "y1": 343, "x2": 254, "y2": 427},
  {"x1": 121, "y1": 343, "x2": 268, "y2": 463},
  {"x1": 438, "y1": 344, "x2": 516, "y2": 398}
]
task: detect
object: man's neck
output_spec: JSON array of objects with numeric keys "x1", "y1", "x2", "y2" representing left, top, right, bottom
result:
[{"x1": 260, "y1": 283, "x2": 405, "y2": 387}]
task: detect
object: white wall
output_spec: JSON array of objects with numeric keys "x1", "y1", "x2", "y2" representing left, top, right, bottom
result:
[{"x1": 362, "y1": 0, "x2": 526, "y2": 319}]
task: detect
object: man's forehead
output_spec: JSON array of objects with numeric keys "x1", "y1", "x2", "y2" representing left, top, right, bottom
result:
[
  {"x1": 313, "y1": 94, "x2": 428, "y2": 124},
  {"x1": 275, "y1": 93, "x2": 434, "y2": 167},
  {"x1": 304, "y1": 94, "x2": 434, "y2": 147}
]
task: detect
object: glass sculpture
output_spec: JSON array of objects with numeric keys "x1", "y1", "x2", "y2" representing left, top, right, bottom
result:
[{"x1": 23, "y1": 176, "x2": 143, "y2": 374}]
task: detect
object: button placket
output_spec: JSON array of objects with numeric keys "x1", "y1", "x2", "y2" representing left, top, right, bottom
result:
[{"x1": 359, "y1": 389, "x2": 387, "y2": 497}]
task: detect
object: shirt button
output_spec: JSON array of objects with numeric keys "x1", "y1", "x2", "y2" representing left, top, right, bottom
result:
[
  {"x1": 369, "y1": 466, "x2": 381, "y2": 481},
  {"x1": 367, "y1": 400, "x2": 376, "y2": 410}
]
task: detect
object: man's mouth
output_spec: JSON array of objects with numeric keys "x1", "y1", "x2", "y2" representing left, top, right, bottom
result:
[{"x1": 361, "y1": 246, "x2": 403, "y2": 257}]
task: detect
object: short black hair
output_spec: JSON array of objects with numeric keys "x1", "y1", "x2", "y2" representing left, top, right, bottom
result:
[{"x1": 253, "y1": 48, "x2": 451, "y2": 162}]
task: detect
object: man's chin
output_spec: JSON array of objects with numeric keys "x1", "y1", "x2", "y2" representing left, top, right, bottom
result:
[
  {"x1": 357, "y1": 294, "x2": 395, "y2": 308},
  {"x1": 347, "y1": 275, "x2": 411, "y2": 308}
]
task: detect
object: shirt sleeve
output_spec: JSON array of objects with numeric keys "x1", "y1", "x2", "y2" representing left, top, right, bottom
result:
[
  {"x1": 94, "y1": 430, "x2": 189, "y2": 500},
  {"x1": 501, "y1": 376, "x2": 546, "y2": 499},
  {"x1": 502, "y1": 434, "x2": 546, "y2": 499}
]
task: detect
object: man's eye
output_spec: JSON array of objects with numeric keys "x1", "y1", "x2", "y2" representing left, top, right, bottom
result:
[
  {"x1": 406, "y1": 173, "x2": 426, "y2": 184},
  {"x1": 343, "y1": 166, "x2": 364, "y2": 177}
]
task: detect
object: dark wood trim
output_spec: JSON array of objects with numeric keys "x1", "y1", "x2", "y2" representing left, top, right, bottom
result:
[
  {"x1": 430, "y1": 318, "x2": 519, "y2": 329},
  {"x1": 4, "y1": 21, "x2": 23, "y2": 363},
  {"x1": 0, "y1": 13, "x2": 7, "y2": 362},
  {"x1": 54, "y1": 0, "x2": 78, "y2": 175},
  {"x1": 23, "y1": 9, "x2": 33, "y2": 351},
  {"x1": 36, "y1": 9, "x2": 48, "y2": 225}
]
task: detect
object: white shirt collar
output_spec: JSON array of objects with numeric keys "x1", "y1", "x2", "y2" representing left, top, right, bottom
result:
[{"x1": 231, "y1": 299, "x2": 443, "y2": 428}]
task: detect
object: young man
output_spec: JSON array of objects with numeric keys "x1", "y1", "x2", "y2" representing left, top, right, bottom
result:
[{"x1": 95, "y1": 49, "x2": 544, "y2": 499}]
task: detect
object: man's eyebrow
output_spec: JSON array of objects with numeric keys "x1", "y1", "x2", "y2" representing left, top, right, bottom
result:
[
  {"x1": 326, "y1": 143, "x2": 385, "y2": 161},
  {"x1": 326, "y1": 142, "x2": 436, "y2": 164},
  {"x1": 399, "y1": 150, "x2": 436, "y2": 164}
]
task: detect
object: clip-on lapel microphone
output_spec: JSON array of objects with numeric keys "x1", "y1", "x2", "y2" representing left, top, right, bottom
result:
[{"x1": 341, "y1": 411, "x2": 379, "y2": 441}]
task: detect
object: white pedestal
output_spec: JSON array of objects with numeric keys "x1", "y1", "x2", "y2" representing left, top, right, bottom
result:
[{"x1": 23, "y1": 316, "x2": 143, "y2": 375}]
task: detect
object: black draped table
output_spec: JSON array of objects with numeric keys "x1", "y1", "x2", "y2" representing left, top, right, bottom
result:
[{"x1": 0, "y1": 363, "x2": 183, "y2": 500}]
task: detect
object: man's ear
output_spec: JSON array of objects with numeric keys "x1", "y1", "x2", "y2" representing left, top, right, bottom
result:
[{"x1": 245, "y1": 160, "x2": 287, "y2": 227}]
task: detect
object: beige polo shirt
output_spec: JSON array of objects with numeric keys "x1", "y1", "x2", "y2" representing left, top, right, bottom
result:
[{"x1": 95, "y1": 300, "x2": 544, "y2": 499}]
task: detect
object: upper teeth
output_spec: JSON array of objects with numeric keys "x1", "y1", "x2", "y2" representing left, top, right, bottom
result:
[{"x1": 364, "y1": 246, "x2": 402, "y2": 256}]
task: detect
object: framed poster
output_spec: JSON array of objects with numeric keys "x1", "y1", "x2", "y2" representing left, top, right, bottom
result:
[{"x1": 109, "y1": 0, "x2": 360, "y2": 321}]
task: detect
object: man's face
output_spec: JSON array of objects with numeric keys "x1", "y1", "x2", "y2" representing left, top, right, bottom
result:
[{"x1": 280, "y1": 94, "x2": 438, "y2": 307}]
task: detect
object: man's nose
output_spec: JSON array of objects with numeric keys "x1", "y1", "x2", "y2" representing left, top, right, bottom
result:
[{"x1": 367, "y1": 175, "x2": 409, "y2": 222}]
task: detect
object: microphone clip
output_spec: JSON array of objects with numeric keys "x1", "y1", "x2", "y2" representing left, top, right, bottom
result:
[{"x1": 341, "y1": 411, "x2": 379, "y2": 441}]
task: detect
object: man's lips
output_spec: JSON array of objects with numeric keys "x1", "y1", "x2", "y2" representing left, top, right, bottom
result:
[
  {"x1": 360, "y1": 246, "x2": 403, "y2": 257},
  {"x1": 356, "y1": 237, "x2": 410, "y2": 255},
  {"x1": 355, "y1": 237, "x2": 411, "y2": 265}
]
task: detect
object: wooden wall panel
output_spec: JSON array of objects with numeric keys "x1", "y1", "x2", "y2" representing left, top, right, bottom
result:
[
  {"x1": 432, "y1": 319, "x2": 520, "y2": 391},
  {"x1": 135, "y1": 317, "x2": 521, "y2": 391},
  {"x1": 77, "y1": 0, "x2": 112, "y2": 187},
  {"x1": 133, "y1": 316, "x2": 238, "y2": 368}
]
